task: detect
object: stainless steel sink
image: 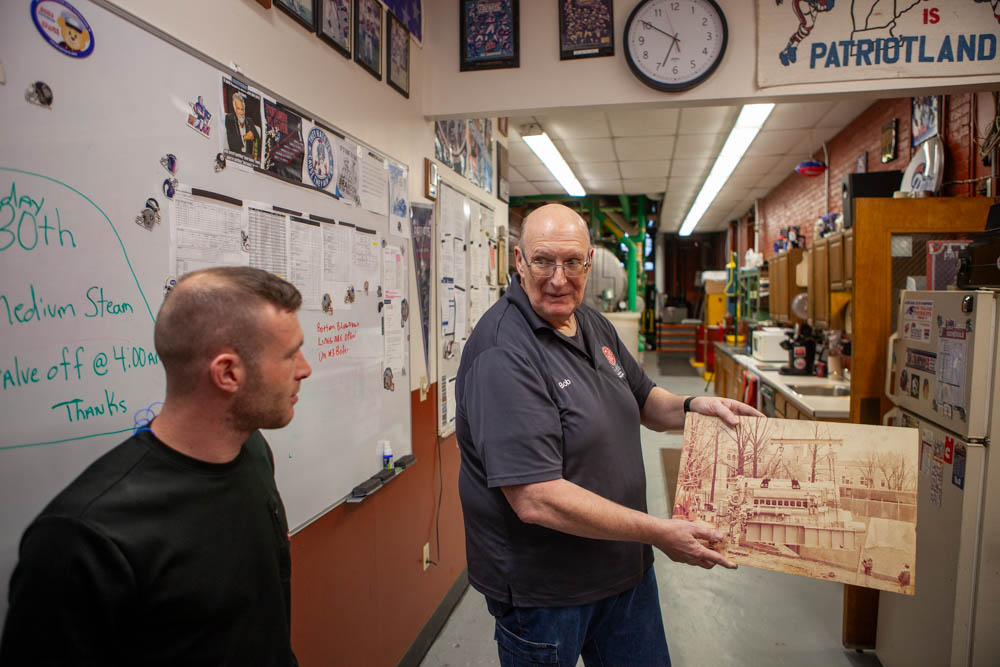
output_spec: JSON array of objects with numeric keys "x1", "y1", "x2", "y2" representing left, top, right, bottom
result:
[{"x1": 787, "y1": 384, "x2": 850, "y2": 397}]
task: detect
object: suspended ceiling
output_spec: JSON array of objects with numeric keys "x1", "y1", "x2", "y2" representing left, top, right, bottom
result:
[{"x1": 506, "y1": 98, "x2": 874, "y2": 233}]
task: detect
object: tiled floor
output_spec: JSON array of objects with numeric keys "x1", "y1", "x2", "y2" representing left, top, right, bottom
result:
[{"x1": 420, "y1": 353, "x2": 883, "y2": 667}]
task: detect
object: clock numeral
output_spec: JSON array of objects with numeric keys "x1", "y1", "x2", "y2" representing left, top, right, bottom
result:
[
  {"x1": 654, "y1": 8, "x2": 662, "y2": 16},
  {"x1": 672, "y1": 65, "x2": 679, "y2": 75},
  {"x1": 703, "y1": 47, "x2": 708, "y2": 55},
  {"x1": 706, "y1": 32, "x2": 712, "y2": 40},
  {"x1": 703, "y1": 17, "x2": 708, "y2": 26},
  {"x1": 670, "y1": 1, "x2": 679, "y2": 9},
  {"x1": 691, "y1": 59, "x2": 696, "y2": 68},
  {"x1": 643, "y1": 50, "x2": 649, "y2": 60},
  {"x1": 638, "y1": 35, "x2": 645, "y2": 45}
]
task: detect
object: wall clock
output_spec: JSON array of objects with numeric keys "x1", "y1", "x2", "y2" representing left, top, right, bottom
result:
[{"x1": 624, "y1": 0, "x2": 727, "y2": 92}]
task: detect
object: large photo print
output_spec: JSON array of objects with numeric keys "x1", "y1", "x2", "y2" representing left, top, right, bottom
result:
[{"x1": 675, "y1": 414, "x2": 919, "y2": 595}]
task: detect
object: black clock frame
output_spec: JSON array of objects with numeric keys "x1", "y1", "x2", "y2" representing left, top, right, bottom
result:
[{"x1": 623, "y1": 0, "x2": 728, "y2": 93}]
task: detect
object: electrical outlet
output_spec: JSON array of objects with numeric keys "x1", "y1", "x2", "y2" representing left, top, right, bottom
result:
[{"x1": 422, "y1": 542, "x2": 431, "y2": 571}]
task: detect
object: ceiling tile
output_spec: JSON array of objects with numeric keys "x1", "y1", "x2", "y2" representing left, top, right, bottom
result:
[
  {"x1": 619, "y1": 160, "x2": 670, "y2": 179},
  {"x1": 725, "y1": 170, "x2": 764, "y2": 190},
  {"x1": 537, "y1": 111, "x2": 610, "y2": 139},
  {"x1": 732, "y1": 155, "x2": 783, "y2": 175},
  {"x1": 572, "y1": 162, "x2": 621, "y2": 180},
  {"x1": 517, "y1": 164, "x2": 558, "y2": 181},
  {"x1": 510, "y1": 181, "x2": 540, "y2": 196},
  {"x1": 614, "y1": 136, "x2": 674, "y2": 161},
  {"x1": 817, "y1": 99, "x2": 872, "y2": 129},
  {"x1": 554, "y1": 137, "x2": 616, "y2": 163},
  {"x1": 583, "y1": 178, "x2": 624, "y2": 194},
  {"x1": 607, "y1": 108, "x2": 679, "y2": 137},
  {"x1": 622, "y1": 177, "x2": 667, "y2": 195},
  {"x1": 764, "y1": 102, "x2": 833, "y2": 130},
  {"x1": 678, "y1": 106, "x2": 738, "y2": 134},
  {"x1": 532, "y1": 180, "x2": 566, "y2": 196},
  {"x1": 508, "y1": 140, "x2": 544, "y2": 168},
  {"x1": 669, "y1": 157, "x2": 713, "y2": 177},
  {"x1": 673, "y1": 133, "x2": 725, "y2": 159},
  {"x1": 745, "y1": 128, "x2": 811, "y2": 158},
  {"x1": 509, "y1": 167, "x2": 527, "y2": 183}
]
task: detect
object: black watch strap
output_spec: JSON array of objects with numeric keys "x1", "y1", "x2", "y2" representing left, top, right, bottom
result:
[{"x1": 683, "y1": 396, "x2": 695, "y2": 413}]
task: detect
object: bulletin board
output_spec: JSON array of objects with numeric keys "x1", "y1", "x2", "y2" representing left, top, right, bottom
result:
[
  {"x1": 0, "y1": 0, "x2": 412, "y2": 611},
  {"x1": 436, "y1": 181, "x2": 499, "y2": 436}
]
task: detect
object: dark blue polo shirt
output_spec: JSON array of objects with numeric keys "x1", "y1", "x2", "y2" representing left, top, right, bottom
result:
[{"x1": 456, "y1": 276, "x2": 655, "y2": 607}]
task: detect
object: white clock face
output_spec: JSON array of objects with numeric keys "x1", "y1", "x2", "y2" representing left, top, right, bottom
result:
[{"x1": 625, "y1": 0, "x2": 727, "y2": 92}]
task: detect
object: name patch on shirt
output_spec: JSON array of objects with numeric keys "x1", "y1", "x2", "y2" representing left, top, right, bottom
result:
[{"x1": 557, "y1": 378, "x2": 572, "y2": 389}]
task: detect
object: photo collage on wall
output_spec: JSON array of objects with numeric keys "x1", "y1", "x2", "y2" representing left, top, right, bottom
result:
[{"x1": 434, "y1": 118, "x2": 494, "y2": 196}]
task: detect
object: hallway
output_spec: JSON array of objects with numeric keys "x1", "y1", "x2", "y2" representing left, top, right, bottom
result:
[{"x1": 420, "y1": 353, "x2": 883, "y2": 667}]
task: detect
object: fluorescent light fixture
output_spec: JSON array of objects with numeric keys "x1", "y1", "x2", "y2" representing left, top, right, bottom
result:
[
  {"x1": 678, "y1": 103, "x2": 775, "y2": 236},
  {"x1": 521, "y1": 124, "x2": 586, "y2": 197}
]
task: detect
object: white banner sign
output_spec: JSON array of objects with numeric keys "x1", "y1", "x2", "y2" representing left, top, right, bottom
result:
[{"x1": 757, "y1": 0, "x2": 1000, "y2": 88}]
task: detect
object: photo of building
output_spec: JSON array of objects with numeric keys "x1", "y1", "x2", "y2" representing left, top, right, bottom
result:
[{"x1": 675, "y1": 414, "x2": 919, "y2": 595}]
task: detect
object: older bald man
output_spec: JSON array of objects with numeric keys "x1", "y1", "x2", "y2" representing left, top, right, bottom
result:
[{"x1": 456, "y1": 204, "x2": 761, "y2": 666}]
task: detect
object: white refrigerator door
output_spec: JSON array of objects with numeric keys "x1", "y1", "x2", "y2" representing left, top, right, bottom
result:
[
  {"x1": 876, "y1": 410, "x2": 986, "y2": 667},
  {"x1": 891, "y1": 290, "x2": 997, "y2": 440}
]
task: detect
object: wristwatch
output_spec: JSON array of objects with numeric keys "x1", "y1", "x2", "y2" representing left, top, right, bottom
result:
[{"x1": 683, "y1": 396, "x2": 696, "y2": 413}]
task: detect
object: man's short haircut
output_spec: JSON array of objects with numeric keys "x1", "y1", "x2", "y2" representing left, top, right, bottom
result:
[{"x1": 154, "y1": 267, "x2": 302, "y2": 396}]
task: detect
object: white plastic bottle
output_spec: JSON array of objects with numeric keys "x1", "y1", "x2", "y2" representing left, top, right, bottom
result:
[{"x1": 381, "y1": 440, "x2": 393, "y2": 469}]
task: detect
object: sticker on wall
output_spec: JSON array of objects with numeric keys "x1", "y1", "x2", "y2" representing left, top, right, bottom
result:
[
  {"x1": 31, "y1": 0, "x2": 95, "y2": 58},
  {"x1": 305, "y1": 126, "x2": 335, "y2": 190},
  {"x1": 943, "y1": 436, "x2": 954, "y2": 464},
  {"x1": 187, "y1": 96, "x2": 212, "y2": 138}
]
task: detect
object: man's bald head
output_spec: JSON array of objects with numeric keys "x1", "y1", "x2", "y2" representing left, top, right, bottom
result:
[
  {"x1": 154, "y1": 267, "x2": 302, "y2": 396},
  {"x1": 519, "y1": 203, "x2": 591, "y2": 252}
]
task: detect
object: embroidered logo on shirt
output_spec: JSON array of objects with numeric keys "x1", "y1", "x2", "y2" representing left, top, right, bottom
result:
[
  {"x1": 602, "y1": 345, "x2": 626, "y2": 380},
  {"x1": 557, "y1": 378, "x2": 572, "y2": 389}
]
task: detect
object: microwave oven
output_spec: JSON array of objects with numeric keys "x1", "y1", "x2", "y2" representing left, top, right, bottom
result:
[{"x1": 751, "y1": 328, "x2": 790, "y2": 362}]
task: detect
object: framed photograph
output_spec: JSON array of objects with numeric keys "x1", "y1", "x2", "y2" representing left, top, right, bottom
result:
[
  {"x1": 881, "y1": 118, "x2": 898, "y2": 164},
  {"x1": 496, "y1": 141, "x2": 509, "y2": 203},
  {"x1": 497, "y1": 116, "x2": 508, "y2": 137},
  {"x1": 317, "y1": 0, "x2": 352, "y2": 57},
  {"x1": 424, "y1": 158, "x2": 439, "y2": 200},
  {"x1": 255, "y1": 0, "x2": 273, "y2": 8},
  {"x1": 559, "y1": 0, "x2": 613, "y2": 60},
  {"x1": 855, "y1": 151, "x2": 867, "y2": 174},
  {"x1": 354, "y1": 0, "x2": 383, "y2": 80},
  {"x1": 460, "y1": 0, "x2": 519, "y2": 72},
  {"x1": 912, "y1": 96, "x2": 940, "y2": 147},
  {"x1": 275, "y1": 0, "x2": 316, "y2": 30},
  {"x1": 387, "y1": 11, "x2": 410, "y2": 98}
]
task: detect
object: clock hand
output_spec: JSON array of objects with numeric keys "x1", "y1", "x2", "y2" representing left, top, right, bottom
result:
[
  {"x1": 660, "y1": 35, "x2": 677, "y2": 68},
  {"x1": 640, "y1": 19, "x2": 675, "y2": 41}
]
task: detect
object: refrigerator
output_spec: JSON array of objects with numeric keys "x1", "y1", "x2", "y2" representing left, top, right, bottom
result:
[{"x1": 877, "y1": 289, "x2": 1000, "y2": 667}]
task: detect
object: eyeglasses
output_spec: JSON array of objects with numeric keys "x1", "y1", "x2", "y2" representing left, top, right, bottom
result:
[{"x1": 526, "y1": 256, "x2": 591, "y2": 279}]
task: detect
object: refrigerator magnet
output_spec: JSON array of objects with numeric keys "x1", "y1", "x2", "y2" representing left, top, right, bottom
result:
[{"x1": 952, "y1": 443, "x2": 966, "y2": 489}]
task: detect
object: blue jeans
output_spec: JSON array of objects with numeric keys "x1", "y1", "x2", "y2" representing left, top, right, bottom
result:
[{"x1": 484, "y1": 566, "x2": 671, "y2": 666}]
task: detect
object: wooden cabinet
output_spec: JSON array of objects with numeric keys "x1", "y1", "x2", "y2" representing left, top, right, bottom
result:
[
  {"x1": 844, "y1": 228, "x2": 854, "y2": 289},
  {"x1": 768, "y1": 248, "x2": 804, "y2": 325},
  {"x1": 828, "y1": 232, "x2": 845, "y2": 290},
  {"x1": 809, "y1": 237, "x2": 830, "y2": 329}
]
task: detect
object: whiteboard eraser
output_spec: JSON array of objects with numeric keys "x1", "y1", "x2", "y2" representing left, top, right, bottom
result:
[{"x1": 351, "y1": 478, "x2": 381, "y2": 497}]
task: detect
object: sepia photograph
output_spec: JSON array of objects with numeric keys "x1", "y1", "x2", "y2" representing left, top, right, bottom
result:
[{"x1": 675, "y1": 414, "x2": 919, "y2": 595}]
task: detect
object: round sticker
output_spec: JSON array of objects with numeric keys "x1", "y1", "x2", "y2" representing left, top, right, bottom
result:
[
  {"x1": 794, "y1": 357, "x2": 806, "y2": 370},
  {"x1": 601, "y1": 346, "x2": 617, "y2": 368},
  {"x1": 306, "y1": 127, "x2": 334, "y2": 189},
  {"x1": 31, "y1": 0, "x2": 95, "y2": 58}
]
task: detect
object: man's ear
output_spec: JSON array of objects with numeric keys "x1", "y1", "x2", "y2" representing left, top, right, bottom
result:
[
  {"x1": 514, "y1": 245, "x2": 526, "y2": 279},
  {"x1": 208, "y1": 351, "x2": 243, "y2": 396}
]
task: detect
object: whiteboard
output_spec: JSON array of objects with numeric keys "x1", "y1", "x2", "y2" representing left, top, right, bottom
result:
[
  {"x1": 0, "y1": 0, "x2": 411, "y2": 611},
  {"x1": 436, "y1": 181, "x2": 498, "y2": 436}
]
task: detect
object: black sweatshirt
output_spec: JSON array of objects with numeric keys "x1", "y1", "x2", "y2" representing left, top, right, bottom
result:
[{"x1": 0, "y1": 429, "x2": 297, "y2": 667}]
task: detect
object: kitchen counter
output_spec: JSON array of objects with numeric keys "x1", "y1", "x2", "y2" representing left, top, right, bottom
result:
[{"x1": 713, "y1": 342, "x2": 850, "y2": 420}]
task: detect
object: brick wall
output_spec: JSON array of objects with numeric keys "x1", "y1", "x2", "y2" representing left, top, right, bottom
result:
[{"x1": 759, "y1": 94, "x2": 989, "y2": 259}]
